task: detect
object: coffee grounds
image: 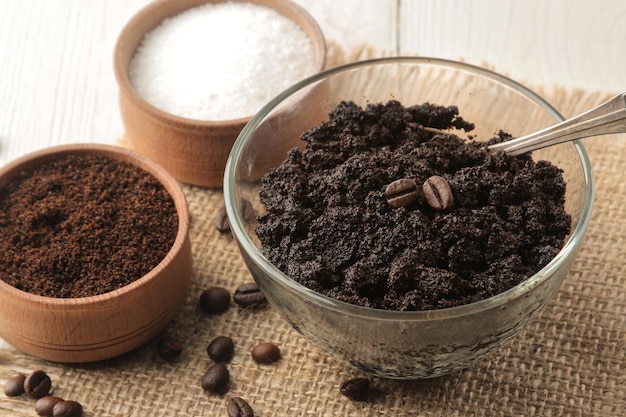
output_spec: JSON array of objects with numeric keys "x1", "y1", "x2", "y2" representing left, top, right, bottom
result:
[
  {"x1": 257, "y1": 100, "x2": 571, "y2": 311},
  {"x1": 0, "y1": 154, "x2": 178, "y2": 298}
]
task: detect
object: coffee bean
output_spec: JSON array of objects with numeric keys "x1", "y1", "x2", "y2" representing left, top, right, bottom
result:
[
  {"x1": 422, "y1": 175, "x2": 454, "y2": 210},
  {"x1": 3, "y1": 373, "x2": 26, "y2": 397},
  {"x1": 199, "y1": 286, "x2": 231, "y2": 314},
  {"x1": 35, "y1": 396, "x2": 64, "y2": 416},
  {"x1": 157, "y1": 336, "x2": 183, "y2": 361},
  {"x1": 215, "y1": 206, "x2": 230, "y2": 233},
  {"x1": 339, "y1": 377, "x2": 370, "y2": 401},
  {"x1": 52, "y1": 400, "x2": 82, "y2": 417},
  {"x1": 251, "y1": 342, "x2": 280, "y2": 364},
  {"x1": 227, "y1": 397, "x2": 254, "y2": 417},
  {"x1": 24, "y1": 370, "x2": 52, "y2": 399},
  {"x1": 239, "y1": 198, "x2": 255, "y2": 221},
  {"x1": 233, "y1": 283, "x2": 266, "y2": 308},
  {"x1": 207, "y1": 336, "x2": 235, "y2": 363},
  {"x1": 201, "y1": 363, "x2": 230, "y2": 394},
  {"x1": 385, "y1": 178, "x2": 419, "y2": 208}
]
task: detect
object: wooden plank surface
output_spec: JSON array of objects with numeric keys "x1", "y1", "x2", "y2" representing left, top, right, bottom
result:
[
  {"x1": 0, "y1": 0, "x2": 624, "y2": 167},
  {"x1": 399, "y1": 0, "x2": 626, "y2": 93}
]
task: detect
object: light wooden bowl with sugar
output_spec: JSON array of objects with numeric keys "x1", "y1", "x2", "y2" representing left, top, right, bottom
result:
[{"x1": 113, "y1": 0, "x2": 327, "y2": 187}]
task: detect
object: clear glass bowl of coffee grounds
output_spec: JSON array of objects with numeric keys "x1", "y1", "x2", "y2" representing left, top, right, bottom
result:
[{"x1": 224, "y1": 57, "x2": 595, "y2": 379}]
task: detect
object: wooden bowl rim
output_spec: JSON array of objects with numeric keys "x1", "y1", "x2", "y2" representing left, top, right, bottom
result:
[
  {"x1": 113, "y1": 0, "x2": 327, "y2": 129},
  {"x1": 0, "y1": 143, "x2": 191, "y2": 308}
]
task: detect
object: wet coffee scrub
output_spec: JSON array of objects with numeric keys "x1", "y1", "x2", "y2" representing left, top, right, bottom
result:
[
  {"x1": 0, "y1": 154, "x2": 178, "y2": 298},
  {"x1": 257, "y1": 100, "x2": 572, "y2": 311}
]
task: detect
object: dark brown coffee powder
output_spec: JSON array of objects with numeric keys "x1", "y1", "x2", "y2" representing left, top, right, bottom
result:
[{"x1": 0, "y1": 154, "x2": 178, "y2": 298}]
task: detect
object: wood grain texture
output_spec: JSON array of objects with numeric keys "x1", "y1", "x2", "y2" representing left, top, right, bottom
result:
[
  {"x1": 0, "y1": 0, "x2": 624, "y2": 168},
  {"x1": 399, "y1": 0, "x2": 626, "y2": 94},
  {"x1": 0, "y1": 0, "x2": 145, "y2": 166}
]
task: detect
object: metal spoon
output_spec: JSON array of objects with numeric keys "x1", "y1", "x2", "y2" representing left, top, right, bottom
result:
[{"x1": 488, "y1": 92, "x2": 626, "y2": 156}]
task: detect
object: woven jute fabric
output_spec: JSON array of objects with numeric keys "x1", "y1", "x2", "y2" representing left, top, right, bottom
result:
[{"x1": 1, "y1": 46, "x2": 624, "y2": 417}]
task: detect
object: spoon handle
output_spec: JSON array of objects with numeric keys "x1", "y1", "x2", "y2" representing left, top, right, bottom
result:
[{"x1": 488, "y1": 92, "x2": 626, "y2": 155}]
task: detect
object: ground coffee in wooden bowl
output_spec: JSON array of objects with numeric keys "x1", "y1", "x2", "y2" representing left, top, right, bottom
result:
[
  {"x1": 0, "y1": 144, "x2": 192, "y2": 362},
  {"x1": 0, "y1": 153, "x2": 178, "y2": 298}
]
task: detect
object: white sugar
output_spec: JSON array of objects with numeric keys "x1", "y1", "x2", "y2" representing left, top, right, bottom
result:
[{"x1": 128, "y1": 2, "x2": 318, "y2": 120}]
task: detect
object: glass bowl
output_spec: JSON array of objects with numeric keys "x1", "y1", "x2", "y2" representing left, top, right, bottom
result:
[{"x1": 224, "y1": 57, "x2": 594, "y2": 379}]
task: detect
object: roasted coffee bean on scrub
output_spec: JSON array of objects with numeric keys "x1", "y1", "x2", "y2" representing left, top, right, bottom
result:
[
  {"x1": 35, "y1": 396, "x2": 65, "y2": 416},
  {"x1": 227, "y1": 396, "x2": 254, "y2": 417},
  {"x1": 201, "y1": 363, "x2": 230, "y2": 394},
  {"x1": 207, "y1": 336, "x2": 235, "y2": 363},
  {"x1": 339, "y1": 377, "x2": 370, "y2": 401},
  {"x1": 24, "y1": 370, "x2": 52, "y2": 399},
  {"x1": 384, "y1": 178, "x2": 419, "y2": 208},
  {"x1": 52, "y1": 400, "x2": 83, "y2": 417},
  {"x1": 199, "y1": 287, "x2": 231, "y2": 314},
  {"x1": 233, "y1": 283, "x2": 266, "y2": 308},
  {"x1": 157, "y1": 336, "x2": 183, "y2": 361},
  {"x1": 3, "y1": 373, "x2": 26, "y2": 397},
  {"x1": 251, "y1": 342, "x2": 280, "y2": 364},
  {"x1": 422, "y1": 175, "x2": 454, "y2": 210}
]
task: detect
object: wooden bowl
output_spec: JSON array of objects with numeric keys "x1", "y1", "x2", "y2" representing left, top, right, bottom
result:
[
  {"x1": 113, "y1": 0, "x2": 327, "y2": 188},
  {"x1": 0, "y1": 144, "x2": 192, "y2": 363}
]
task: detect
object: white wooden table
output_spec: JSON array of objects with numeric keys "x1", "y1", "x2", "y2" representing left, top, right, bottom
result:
[{"x1": 1, "y1": 0, "x2": 624, "y2": 168}]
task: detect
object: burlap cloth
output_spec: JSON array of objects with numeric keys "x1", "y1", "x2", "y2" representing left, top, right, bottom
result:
[{"x1": 1, "y1": 45, "x2": 624, "y2": 416}]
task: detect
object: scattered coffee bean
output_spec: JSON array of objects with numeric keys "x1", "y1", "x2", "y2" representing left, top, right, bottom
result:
[
  {"x1": 227, "y1": 396, "x2": 254, "y2": 417},
  {"x1": 339, "y1": 377, "x2": 370, "y2": 401},
  {"x1": 251, "y1": 342, "x2": 280, "y2": 364},
  {"x1": 199, "y1": 286, "x2": 231, "y2": 314},
  {"x1": 422, "y1": 175, "x2": 454, "y2": 210},
  {"x1": 385, "y1": 178, "x2": 419, "y2": 208},
  {"x1": 201, "y1": 363, "x2": 230, "y2": 394},
  {"x1": 52, "y1": 400, "x2": 83, "y2": 417},
  {"x1": 233, "y1": 283, "x2": 267, "y2": 308},
  {"x1": 3, "y1": 373, "x2": 26, "y2": 397},
  {"x1": 157, "y1": 336, "x2": 183, "y2": 361},
  {"x1": 239, "y1": 198, "x2": 255, "y2": 221},
  {"x1": 24, "y1": 370, "x2": 52, "y2": 399},
  {"x1": 35, "y1": 396, "x2": 64, "y2": 416},
  {"x1": 207, "y1": 336, "x2": 235, "y2": 363},
  {"x1": 215, "y1": 206, "x2": 230, "y2": 233}
]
